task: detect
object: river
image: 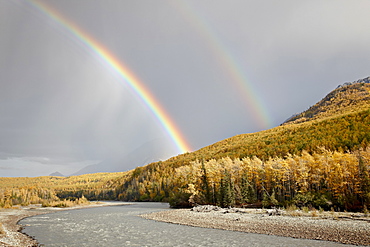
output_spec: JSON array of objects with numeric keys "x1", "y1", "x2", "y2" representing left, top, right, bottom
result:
[{"x1": 20, "y1": 202, "x2": 355, "y2": 246}]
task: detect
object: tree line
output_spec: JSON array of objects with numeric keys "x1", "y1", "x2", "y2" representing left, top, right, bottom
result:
[
  {"x1": 116, "y1": 147, "x2": 370, "y2": 211},
  {"x1": 0, "y1": 172, "x2": 125, "y2": 208}
]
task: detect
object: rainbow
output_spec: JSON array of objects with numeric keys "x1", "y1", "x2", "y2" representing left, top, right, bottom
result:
[
  {"x1": 24, "y1": 0, "x2": 192, "y2": 154},
  {"x1": 169, "y1": 1, "x2": 273, "y2": 129}
]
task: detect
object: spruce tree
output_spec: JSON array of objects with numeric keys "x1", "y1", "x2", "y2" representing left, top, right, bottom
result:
[
  {"x1": 220, "y1": 170, "x2": 235, "y2": 207},
  {"x1": 201, "y1": 160, "x2": 212, "y2": 204},
  {"x1": 241, "y1": 176, "x2": 249, "y2": 204}
]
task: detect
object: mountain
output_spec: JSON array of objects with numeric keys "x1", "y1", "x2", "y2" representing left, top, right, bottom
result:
[
  {"x1": 54, "y1": 76, "x2": 370, "y2": 177},
  {"x1": 71, "y1": 138, "x2": 178, "y2": 176},
  {"x1": 111, "y1": 76, "x2": 370, "y2": 207},
  {"x1": 202, "y1": 76, "x2": 370, "y2": 157},
  {"x1": 49, "y1": 171, "x2": 65, "y2": 177},
  {"x1": 118, "y1": 76, "x2": 370, "y2": 170}
]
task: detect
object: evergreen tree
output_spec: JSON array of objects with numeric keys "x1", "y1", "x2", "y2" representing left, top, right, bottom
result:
[
  {"x1": 262, "y1": 192, "x2": 270, "y2": 208},
  {"x1": 201, "y1": 160, "x2": 212, "y2": 203},
  {"x1": 240, "y1": 176, "x2": 249, "y2": 204},
  {"x1": 358, "y1": 154, "x2": 370, "y2": 206},
  {"x1": 219, "y1": 170, "x2": 235, "y2": 207}
]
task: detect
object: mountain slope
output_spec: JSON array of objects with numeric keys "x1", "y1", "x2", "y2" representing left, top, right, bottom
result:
[
  {"x1": 156, "y1": 76, "x2": 370, "y2": 164},
  {"x1": 111, "y1": 76, "x2": 370, "y2": 207}
]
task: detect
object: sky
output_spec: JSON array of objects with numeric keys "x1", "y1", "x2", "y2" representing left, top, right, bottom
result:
[{"x1": 1, "y1": 0, "x2": 370, "y2": 177}]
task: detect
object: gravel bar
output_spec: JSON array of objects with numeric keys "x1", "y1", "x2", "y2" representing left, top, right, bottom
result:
[{"x1": 142, "y1": 207, "x2": 370, "y2": 246}]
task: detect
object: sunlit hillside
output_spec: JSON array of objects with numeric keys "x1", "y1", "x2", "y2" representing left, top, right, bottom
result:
[
  {"x1": 112, "y1": 78, "x2": 370, "y2": 210},
  {"x1": 120, "y1": 79, "x2": 370, "y2": 170}
]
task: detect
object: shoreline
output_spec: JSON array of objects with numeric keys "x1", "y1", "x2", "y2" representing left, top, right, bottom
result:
[
  {"x1": 142, "y1": 206, "x2": 370, "y2": 246},
  {"x1": 0, "y1": 201, "x2": 130, "y2": 247},
  {"x1": 2, "y1": 203, "x2": 369, "y2": 246}
]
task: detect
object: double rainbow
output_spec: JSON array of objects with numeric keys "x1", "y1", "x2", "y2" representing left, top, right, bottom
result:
[{"x1": 25, "y1": 0, "x2": 191, "y2": 154}]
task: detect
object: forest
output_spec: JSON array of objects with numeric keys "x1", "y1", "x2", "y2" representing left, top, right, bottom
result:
[{"x1": 116, "y1": 147, "x2": 370, "y2": 211}]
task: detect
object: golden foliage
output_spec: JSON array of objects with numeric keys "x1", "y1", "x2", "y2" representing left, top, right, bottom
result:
[
  {"x1": 115, "y1": 147, "x2": 370, "y2": 210},
  {"x1": 173, "y1": 147, "x2": 370, "y2": 210},
  {"x1": 0, "y1": 172, "x2": 128, "y2": 208}
]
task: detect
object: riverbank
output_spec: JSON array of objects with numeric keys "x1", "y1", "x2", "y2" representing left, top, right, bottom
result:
[
  {"x1": 142, "y1": 205, "x2": 370, "y2": 246},
  {"x1": 0, "y1": 202, "x2": 130, "y2": 246}
]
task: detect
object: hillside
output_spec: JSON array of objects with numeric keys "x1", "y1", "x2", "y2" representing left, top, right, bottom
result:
[
  {"x1": 112, "y1": 76, "x2": 370, "y2": 210},
  {"x1": 177, "y1": 78, "x2": 369, "y2": 159},
  {"x1": 121, "y1": 77, "x2": 370, "y2": 170}
]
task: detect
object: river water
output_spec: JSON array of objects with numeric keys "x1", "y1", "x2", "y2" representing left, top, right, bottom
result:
[{"x1": 20, "y1": 202, "x2": 355, "y2": 246}]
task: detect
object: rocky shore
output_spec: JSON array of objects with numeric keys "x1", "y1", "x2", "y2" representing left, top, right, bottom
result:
[
  {"x1": 0, "y1": 207, "x2": 48, "y2": 246},
  {"x1": 0, "y1": 202, "x2": 130, "y2": 247},
  {"x1": 142, "y1": 205, "x2": 370, "y2": 246}
]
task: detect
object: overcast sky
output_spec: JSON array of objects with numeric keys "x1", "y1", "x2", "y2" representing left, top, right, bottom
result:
[{"x1": 1, "y1": 0, "x2": 370, "y2": 177}]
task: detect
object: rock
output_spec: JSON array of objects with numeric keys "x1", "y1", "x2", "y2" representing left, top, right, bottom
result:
[
  {"x1": 267, "y1": 208, "x2": 283, "y2": 216},
  {"x1": 191, "y1": 205, "x2": 222, "y2": 212}
]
